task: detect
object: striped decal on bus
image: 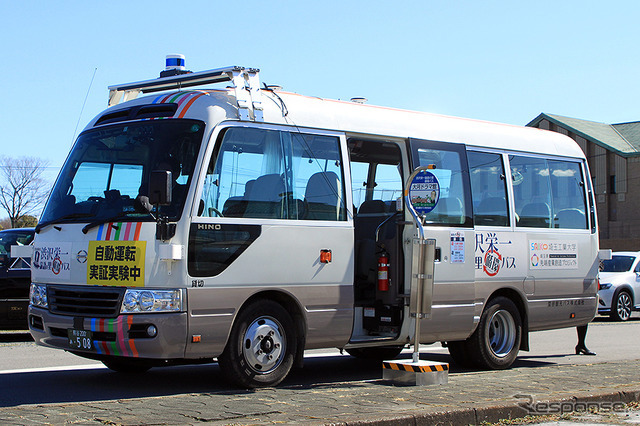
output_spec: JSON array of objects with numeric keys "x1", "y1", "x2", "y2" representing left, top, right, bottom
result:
[
  {"x1": 90, "y1": 316, "x2": 139, "y2": 357},
  {"x1": 152, "y1": 90, "x2": 209, "y2": 118},
  {"x1": 96, "y1": 222, "x2": 142, "y2": 241}
]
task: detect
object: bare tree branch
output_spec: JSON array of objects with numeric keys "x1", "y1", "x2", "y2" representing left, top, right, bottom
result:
[{"x1": 0, "y1": 156, "x2": 51, "y2": 228}]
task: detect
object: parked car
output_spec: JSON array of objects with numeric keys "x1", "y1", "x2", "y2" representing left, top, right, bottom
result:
[
  {"x1": 0, "y1": 227, "x2": 34, "y2": 329},
  {"x1": 598, "y1": 251, "x2": 640, "y2": 321}
]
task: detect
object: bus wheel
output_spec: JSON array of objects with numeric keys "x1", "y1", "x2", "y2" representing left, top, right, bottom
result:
[
  {"x1": 102, "y1": 358, "x2": 151, "y2": 373},
  {"x1": 467, "y1": 296, "x2": 521, "y2": 370},
  {"x1": 218, "y1": 300, "x2": 297, "y2": 388},
  {"x1": 345, "y1": 346, "x2": 404, "y2": 360}
]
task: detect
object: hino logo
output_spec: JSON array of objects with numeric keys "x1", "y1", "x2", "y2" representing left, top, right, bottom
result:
[{"x1": 197, "y1": 224, "x2": 222, "y2": 230}]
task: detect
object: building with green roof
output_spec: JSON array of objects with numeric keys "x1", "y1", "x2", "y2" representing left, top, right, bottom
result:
[{"x1": 528, "y1": 113, "x2": 640, "y2": 250}]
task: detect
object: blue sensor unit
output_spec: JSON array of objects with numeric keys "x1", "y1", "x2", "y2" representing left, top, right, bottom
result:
[{"x1": 165, "y1": 54, "x2": 186, "y2": 70}]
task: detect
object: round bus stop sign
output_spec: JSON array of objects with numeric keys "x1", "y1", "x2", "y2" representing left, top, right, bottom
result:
[{"x1": 407, "y1": 169, "x2": 440, "y2": 216}]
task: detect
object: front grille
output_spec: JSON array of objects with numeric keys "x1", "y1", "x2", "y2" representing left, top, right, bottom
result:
[{"x1": 48, "y1": 285, "x2": 124, "y2": 317}]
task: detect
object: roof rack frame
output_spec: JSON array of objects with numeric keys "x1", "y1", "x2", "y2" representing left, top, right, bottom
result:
[{"x1": 107, "y1": 65, "x2": 263, "y2": 121}]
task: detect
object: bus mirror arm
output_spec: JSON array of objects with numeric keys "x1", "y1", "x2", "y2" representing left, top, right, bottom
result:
[
  {"x1": 156, "y1": 215, "x2": 176, "y2": 241},
  {"x1": 134, "y1": 195, "x2": 176, "y2": 241}
]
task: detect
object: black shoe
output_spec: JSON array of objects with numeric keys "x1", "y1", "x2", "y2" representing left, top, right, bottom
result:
[{"x1": 575, "y1": 345, "x2": 596, "y2": 356}]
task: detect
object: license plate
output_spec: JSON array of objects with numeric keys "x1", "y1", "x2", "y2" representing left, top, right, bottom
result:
[{"x1": 67, "y1": 329, "x2": 94, "y2": 351}]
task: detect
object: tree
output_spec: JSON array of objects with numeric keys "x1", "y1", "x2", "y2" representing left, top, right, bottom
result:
[
  {"x1": 0, "y1": 215, "x2": 38, "y2": 229},
  {"x1": 0, "y1": 156, "x2": 50, "y2": 228}
]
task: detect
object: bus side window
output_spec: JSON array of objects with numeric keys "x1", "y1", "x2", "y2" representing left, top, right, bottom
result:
[
  {"x1": 509, "y1": 155, "x2": 587, "y2": 230},
  {"x1": 292, "y1": 133, "x2": 346, "y2": 221},
  {"x1": 410, "y1": 140, "x2": 473, "y2": 227},
  {"x1": 510, "y1": 155, "x2": 552, "y2": 228},
  {"x1": 549, "y1": 160, "x2": 587, "y2": 230},
  {"x1": 467, "y1": 151, "x2": 509, "y2": 227},
  {"x1": 200, "y1": 127, "x2": 346, "y2": 221},
  {"x1": 350, "y1": 162, "x2": 402, "y2": 212}
]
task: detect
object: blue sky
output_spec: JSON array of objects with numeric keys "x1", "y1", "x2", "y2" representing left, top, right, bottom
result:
[{"x1": 2, "y1": 1, "x2": 639, "y2": 181}]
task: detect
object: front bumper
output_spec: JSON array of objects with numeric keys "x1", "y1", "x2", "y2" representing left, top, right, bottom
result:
[
  {"x1": 597, "y1": 288, "x2": 614, "y2": 313},
  {"x1": 28, "y1": 305, "x2": 188, "y2": 359}
]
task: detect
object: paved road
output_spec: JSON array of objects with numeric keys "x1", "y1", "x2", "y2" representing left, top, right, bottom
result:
[
  {"x1": 0, "y1": 356, "x2": 638, "y2": 425},
  {"x1": 1, "y1": 313, "x2": 636, "y2": 372},
  {"x1": 0, "y1": 315, "x2": 638, "y2": 425}
]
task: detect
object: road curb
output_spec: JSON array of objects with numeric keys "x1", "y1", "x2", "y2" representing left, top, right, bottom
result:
[
  {"x1": 1, "y1": 356, "x2": 638, "y2": 425},
  {"x1": 341, "y1": 388, "x2": 640, "y2": 425}
]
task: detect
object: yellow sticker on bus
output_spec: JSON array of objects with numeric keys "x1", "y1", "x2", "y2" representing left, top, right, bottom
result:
[{"x1": 87, "y1": 240, "x2": 146, "y2": 287}]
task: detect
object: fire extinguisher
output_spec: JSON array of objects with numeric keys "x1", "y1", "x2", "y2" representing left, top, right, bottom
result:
[{"x1": 377, "y1": 250, "x2": 390, "y2": 291}]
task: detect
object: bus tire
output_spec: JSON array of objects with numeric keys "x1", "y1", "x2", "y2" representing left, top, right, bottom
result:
[
  {"x1": 345, "y1": 346, "x2": 404, "y2": 360},
  {"x1": 467, "y1": 296, "x2": 521, "y2": 370},
  {"x1": 218, "y1": 300, "x2": 297, "y2": 388},
  {"x1": 102, "y1": 358, "x2": 152, "y2": 374},
  {"x1": 446, "y1": 340, "x2": 474, "y2": 368}
]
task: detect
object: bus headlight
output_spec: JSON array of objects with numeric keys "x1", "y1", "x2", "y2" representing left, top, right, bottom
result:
[
  {"x1": 30, "y1": 284, "x2": 48, "y2": 308},
  {"x1": 120, "y1": 289, "x2": 183, "y2": 313}
]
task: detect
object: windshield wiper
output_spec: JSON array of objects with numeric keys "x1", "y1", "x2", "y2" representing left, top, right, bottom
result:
[
  {"x1": 35, "y1": 213, "x2": 96, "y2": 233},
  {"x1": 81, "y1": 210, "x2": 155, "y2": 235},
  {"x1": 81, "y1": 212, "x2": 133, "y2": 235}
]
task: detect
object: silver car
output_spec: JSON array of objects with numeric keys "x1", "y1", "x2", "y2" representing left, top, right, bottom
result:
[{"x1": 598, "y1": 251, "x2": 640, "y2": 321}]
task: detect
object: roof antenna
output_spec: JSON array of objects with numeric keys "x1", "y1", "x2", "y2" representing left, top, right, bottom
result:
[{"x1": 71, "y1": 67, "x2": 97, "y2": 146}]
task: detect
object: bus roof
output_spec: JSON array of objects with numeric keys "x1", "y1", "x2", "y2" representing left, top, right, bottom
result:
[{"x1": 88, "y1": 85, "x2": 584, "y2": 160}]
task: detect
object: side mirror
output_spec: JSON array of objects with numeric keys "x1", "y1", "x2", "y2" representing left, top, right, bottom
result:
[
  {"x1": 149, "y1": 170, "x2": 172, "y2": 206},
  {"x1": 138, "y1": 170, "x2": 176, "y2": 241}
]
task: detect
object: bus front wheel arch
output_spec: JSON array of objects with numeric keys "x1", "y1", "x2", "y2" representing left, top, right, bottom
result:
[
  {"x1": 218, "y1": 299, "x2": 297, "y2": 388},
  {"x1": 466, "y1": 296, "x2": 522, "y2": 370}
]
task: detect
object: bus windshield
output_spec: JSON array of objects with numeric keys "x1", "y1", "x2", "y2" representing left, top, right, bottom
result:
[{"x1": 40, "y1": 120, "x2": 205, "y2": 227}]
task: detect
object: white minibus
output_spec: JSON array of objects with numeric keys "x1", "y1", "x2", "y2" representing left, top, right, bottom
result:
[{"x1": 28, "y1": 58, "x2": 601, "y2": 387}]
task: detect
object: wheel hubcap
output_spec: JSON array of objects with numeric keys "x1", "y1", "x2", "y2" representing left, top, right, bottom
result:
[
  {"x1": 242, "y1": 316, "x2": 285, "y2": 374},
  {"x1": 488, "y1": 309, "x2": 516, "y2": 358},
  {"x1": 617, "y1": 293, "x2": 632, "y2": 321}
]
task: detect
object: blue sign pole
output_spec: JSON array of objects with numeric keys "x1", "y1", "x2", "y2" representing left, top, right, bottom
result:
[{"x1": 404, "y1": 167, "x2": 438, "y2": 362}]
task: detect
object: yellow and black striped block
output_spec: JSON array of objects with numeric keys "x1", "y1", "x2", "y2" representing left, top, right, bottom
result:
[{"x1": 382, "y1": 361, "x2": 449, "y2": 373}]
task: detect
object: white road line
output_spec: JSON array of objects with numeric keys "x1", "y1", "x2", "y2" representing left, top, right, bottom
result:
[
  {"x1": 0, "y1": 364, "x2": 105, "y2": 375},
  {"x1": 304, "y1": 346, "x2": 449, "y2": 358}
]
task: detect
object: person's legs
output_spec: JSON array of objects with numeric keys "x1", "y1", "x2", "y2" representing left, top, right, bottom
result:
[{"x1": 576, "y1": 325, "x2": 596, "y2": 355}]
